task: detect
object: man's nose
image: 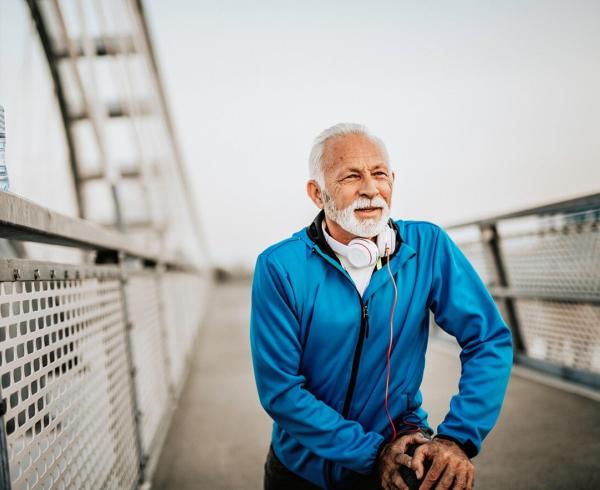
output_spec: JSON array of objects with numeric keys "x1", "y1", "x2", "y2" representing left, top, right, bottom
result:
[{"x1": 359, "y1": 174, "x2": 379, "y2": 199}]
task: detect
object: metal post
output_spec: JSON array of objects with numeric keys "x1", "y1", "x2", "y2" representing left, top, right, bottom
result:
[
  {"x1": 480, "y1": 223, "x2": 525, "y2": 352},
  {"x1": 95, "y1": 251, "x2": 146, "y2": 485},
  {"x1": 136, "y1": 263, "x2": 176, "y2": 482},
  {"x1": 154, "y1": 264, "x2": 175, "y2": 399}
]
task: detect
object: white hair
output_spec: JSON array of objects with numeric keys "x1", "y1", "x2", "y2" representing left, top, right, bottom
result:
[{"x1": 308, "y1": 123, "x2": 390, "y2": 189}]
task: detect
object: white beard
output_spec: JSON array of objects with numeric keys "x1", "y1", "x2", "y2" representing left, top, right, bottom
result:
[{"x1": 322, "y1": 192, "x2": 391, "y2": 238}]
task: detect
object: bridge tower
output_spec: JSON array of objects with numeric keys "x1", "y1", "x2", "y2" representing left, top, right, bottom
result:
[{"x1": 22, "y1": 0, "x2": 207, "y2": 264}]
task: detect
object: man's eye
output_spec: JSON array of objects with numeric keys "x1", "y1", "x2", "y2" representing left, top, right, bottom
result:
[
  {"x1": 374, "y1": 172, "x2": 388, "y2": 177},
  {"x1": 343, "y1": 174, "x2": 360, "y2": 181}
]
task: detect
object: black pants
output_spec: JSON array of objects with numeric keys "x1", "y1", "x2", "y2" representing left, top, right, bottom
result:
[{"x1": 263, "y1": 445, "x2": 425, "y2": 490}]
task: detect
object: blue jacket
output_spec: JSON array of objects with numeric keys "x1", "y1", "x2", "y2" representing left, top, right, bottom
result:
[{"x1": 250, "y1": 213, "x2": 513, "y2": 489}]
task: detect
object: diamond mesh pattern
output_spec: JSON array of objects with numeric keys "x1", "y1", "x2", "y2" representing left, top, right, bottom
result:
[
  {"x1": 498, "y1": 211, "x2": 600, "y2": 297},
  {"x1": 515, "y1": 299, "x2": 600, "y2": 373},
  {"x1": 0, "y1": 278, "x2": 140, "y2": 489}
]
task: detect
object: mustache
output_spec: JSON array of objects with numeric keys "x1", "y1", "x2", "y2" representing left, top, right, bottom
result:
[{"x1": 346, "y1": 196, "x2": 389, "y2": 211}]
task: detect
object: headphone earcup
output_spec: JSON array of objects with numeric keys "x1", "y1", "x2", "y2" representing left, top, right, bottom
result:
[
  {"x1": 377, "y1": 225, "x2": 396, "y2": 257},
  {"x1": 388, "y1": 226, "x2": 396, "y2": 255},
  {"x1": 347, "y1": 238, "x2": 378, "y2": 268}
]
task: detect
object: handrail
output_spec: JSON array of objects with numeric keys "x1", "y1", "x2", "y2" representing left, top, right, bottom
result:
[
  {"x1": 0, "y1": 191, "x2": 200, "y2": 273},
  {"x1": 0, "y1": 191, "x2": 154, "y2": 257},
  {"x1": 445, "y1": 191, "x2": 600, "y2": 229}
]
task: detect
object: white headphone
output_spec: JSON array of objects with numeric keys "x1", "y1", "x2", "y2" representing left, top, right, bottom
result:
[{"x1": 322, "y1": 221, "x2": 396, "y2": 268}]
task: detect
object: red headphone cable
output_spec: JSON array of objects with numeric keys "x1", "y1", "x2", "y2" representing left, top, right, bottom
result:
[
  {"x1": 383, "y1": 245, "x2": 422, "y2": 441},
  {"x1": 384, "y1": 246, "x2": 398, "y2": 442}
]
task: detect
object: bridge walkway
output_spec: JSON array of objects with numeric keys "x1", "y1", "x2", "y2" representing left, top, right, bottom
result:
[{"x1": 152, "y1": 281, "x2": 600, "y2": 490}]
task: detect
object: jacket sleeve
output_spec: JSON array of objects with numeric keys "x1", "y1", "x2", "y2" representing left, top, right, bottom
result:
[
  {"x1": 427, "y1": 227, "x2": 513, "y2": 457},
  {"x1": 250, "y1": 252, "x2": 384, "y2": 474}
]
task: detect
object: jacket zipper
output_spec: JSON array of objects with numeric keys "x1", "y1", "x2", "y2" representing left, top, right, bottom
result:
[
  {"x1": 324, "y1": 299, "x2": 369, "y2": 490},
  {"x1": 341, "y1": 301, "x2": 369, "y2": 417},
  {"x1": 313, "y1": 247, "x2": 375, "y2": 489},
  {"x1": 313, "y1": 248, "x2": 371, "y2": 416}
]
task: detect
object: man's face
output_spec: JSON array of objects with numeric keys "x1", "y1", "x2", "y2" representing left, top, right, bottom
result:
[{"x1": 320, "y1": 133, "x2": 394, "y2": 234}]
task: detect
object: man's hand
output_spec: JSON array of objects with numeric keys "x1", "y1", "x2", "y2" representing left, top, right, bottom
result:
[
  {"x1": 411, "y1": 438, "x2": 475, "y2": 490},
  {"x1": 378, "y1": 432, "x2": 430, "y2": 490}
]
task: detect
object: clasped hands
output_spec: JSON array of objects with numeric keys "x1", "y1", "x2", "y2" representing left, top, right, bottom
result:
[{"x1": 378, "y1": 432, "x2": 475, "y2": 490}]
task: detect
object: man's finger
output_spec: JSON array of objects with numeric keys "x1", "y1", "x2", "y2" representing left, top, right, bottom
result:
[
  {"x1": 381, "y1": 468, "x2": 392, "y2": 490},
  {"x1": 391, "y1": 470, "x2": 409, "y2": 490},
  {"x1": 466, "y1": 466, "x2": 475, "y2": 490},
  {"x1": 410, "y1": 444, "x2": 431, "y2": 480},
  {"x1": 397, "y1": 433, "x2": 429, "y2": 453},
  {"x1": 418, "y1": 457, "x2": 446, "y2": 490},
  {"x1": 436, "y1": 464, "x2": 456, "y2": 490},
  {"x1": 453, "y1": 463, "x2": 468, "y2": 490},
  {"x1": 394, "y1": 453, "x2": 412, "y2": 468}
]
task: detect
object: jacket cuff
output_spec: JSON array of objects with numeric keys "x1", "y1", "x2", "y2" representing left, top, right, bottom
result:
[
  {"x1": 433, "y1": 434, "x2": 478, "y2": 458},
  {"x1": 375, "y1": 439, "x2": 387, "y2": 463}
]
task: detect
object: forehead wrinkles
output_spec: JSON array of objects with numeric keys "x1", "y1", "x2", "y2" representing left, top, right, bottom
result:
[{"x1": 322, "y1": 135, "x2": 387, "y2": 177}]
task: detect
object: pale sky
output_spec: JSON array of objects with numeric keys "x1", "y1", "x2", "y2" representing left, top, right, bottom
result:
[
  {"x1": 145, "y1": 0, "x2": 600, "y2": 268},
  {"x1": 1, "y1": 1, "x2": 599, "y2": 267}
]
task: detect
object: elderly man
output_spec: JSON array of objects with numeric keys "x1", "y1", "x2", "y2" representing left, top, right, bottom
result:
[{"x1": 250, "y1": 123, "x2": 513, "y2": 490}]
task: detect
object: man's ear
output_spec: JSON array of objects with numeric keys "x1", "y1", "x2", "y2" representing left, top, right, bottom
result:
[{"x1": 307, "y1": 180, "x2": 324, "y2": 209}]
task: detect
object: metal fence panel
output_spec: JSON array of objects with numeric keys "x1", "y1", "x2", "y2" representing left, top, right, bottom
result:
[
  {"x1": 125, "y1": 272, "x2": 171, "y2": 461},
  {"x1": 498, "y1": 213, "x2": 600, "y2": 298},
  {"x1": 160, "y1": 273, "x2": 207, "y2": 398},
  {"x1": 0, "y1": 274, "x2": 140, "y2": 489},
  {"x1": 514, "y1": 299, "x2": 600, "y2": 374}
]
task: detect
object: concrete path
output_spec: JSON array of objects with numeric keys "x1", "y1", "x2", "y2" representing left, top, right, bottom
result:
[{"x1": 152, "y1": 281, "x2": 600, "y2": 490}]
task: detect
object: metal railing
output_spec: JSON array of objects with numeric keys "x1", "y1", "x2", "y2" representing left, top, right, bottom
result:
[
  {"x1": 0, "y1": 191, "x2": 210, "y2": 489},
  {"x1": 442, "y1": 192, "x2": 600, "y2": 389}
]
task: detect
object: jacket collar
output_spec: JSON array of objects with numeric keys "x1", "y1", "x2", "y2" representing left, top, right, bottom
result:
[
  {"x1": 302, "y1": 210, "x2": 417, "y2": 300},
  {"x1": 306, "y1": 210, "x2": 343, "y2": 265}
]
